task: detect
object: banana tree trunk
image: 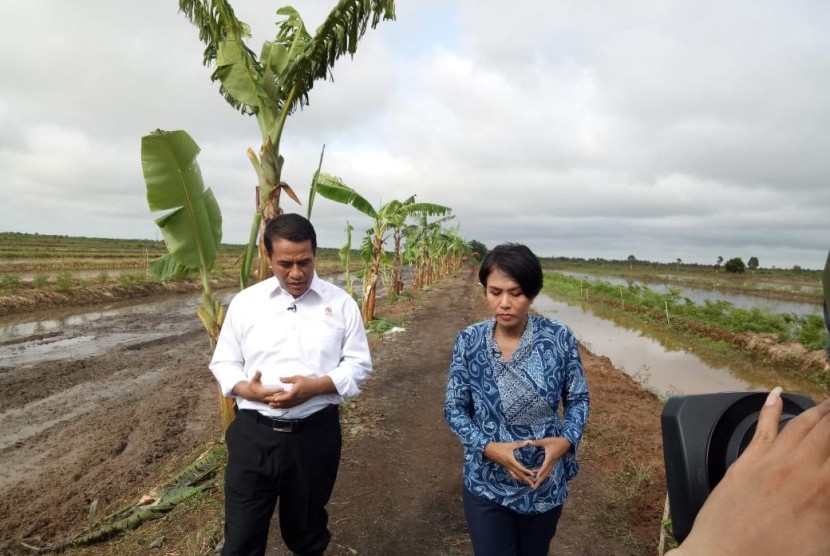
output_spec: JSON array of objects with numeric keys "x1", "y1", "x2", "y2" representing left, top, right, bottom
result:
[
  {"x1": 362, "y1": 272, "x2": 377, "y2": 323},
  {"x1": 362, "y1": 235, "x2": 383, "y2": 323},
  {"x1": 243, "y1": 140, "x2": 289, "y2": 286},
  {"x1": 392, "y1": 230, "x2": 403, "y2": 295}
]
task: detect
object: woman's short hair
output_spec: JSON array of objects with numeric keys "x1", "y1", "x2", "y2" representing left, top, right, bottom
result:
[
  {"x1": 263, "y1": 213, "x2": 317, "y2": 255},
  {"x1": 478, "y1": 243, "x2": 543, "y2": 299}
]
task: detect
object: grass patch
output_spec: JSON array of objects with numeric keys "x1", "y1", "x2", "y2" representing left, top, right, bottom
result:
[
  {"x1": 364, "y1": 316, "x2": 404, "y2": 334},
  {"x1": 597, "y1": 461, "x2": 657, "y2": 554},
  {"x1": 0, "y1": 274, "x2": 22, "y2": 290},
  {"x1": 55, "y1": 272, "x2": 76, "y2": 293}
]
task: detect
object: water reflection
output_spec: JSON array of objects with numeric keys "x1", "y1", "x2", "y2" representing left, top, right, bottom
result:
[{"x1": 534, "y1": 293, "x2": 757, "y2": 396}]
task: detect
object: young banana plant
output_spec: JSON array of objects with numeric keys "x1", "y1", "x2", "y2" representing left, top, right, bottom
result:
[
  {"x1": 310, "y1": 174, "x2": 450, "y2": 322},
  {"x1": 140, "y1": 129, "x2": 234, "y2": 429}
]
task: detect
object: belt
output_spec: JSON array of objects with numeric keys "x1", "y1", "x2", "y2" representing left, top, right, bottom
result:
[{"x1": 240, "y1": 404, "x2": 339, "y2": 433}]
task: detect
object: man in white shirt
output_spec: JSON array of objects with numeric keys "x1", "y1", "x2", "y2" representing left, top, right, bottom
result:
[{"x1": 210, "y1": 213, "x2": 372, "y2": 556}]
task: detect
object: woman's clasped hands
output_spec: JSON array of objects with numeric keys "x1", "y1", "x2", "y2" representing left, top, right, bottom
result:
[{"x1": 483, "y1": 437, "x2": 572, "y2": 490}]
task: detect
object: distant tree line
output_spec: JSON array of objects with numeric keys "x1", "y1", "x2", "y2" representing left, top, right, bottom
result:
[{"x1": 532, "y1": 253, "x2": 813, "y2": 274}]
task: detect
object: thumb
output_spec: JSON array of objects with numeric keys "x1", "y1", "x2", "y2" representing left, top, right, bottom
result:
[
  {"x1": 250, "y1": 370, "x2": 263, "y2": 385},
  {"x1": 280, "y1": 375, "x2": 298, "y2": 384}
]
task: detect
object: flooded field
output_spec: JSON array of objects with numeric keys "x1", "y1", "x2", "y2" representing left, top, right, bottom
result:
[
  {"x1": 559, "y1": 271, "x2": 821, "y2": 317},
  {"x1": 535, "y1": 294, "x2": 755, "y2": 396}
]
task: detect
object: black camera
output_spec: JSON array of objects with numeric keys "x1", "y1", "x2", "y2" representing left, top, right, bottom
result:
[{"x1": 661, "y1": 391, "x2": 816, "y2": 542}]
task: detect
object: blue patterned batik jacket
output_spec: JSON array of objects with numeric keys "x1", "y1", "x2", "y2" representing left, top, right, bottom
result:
[{"x1": 444, "y1": 314, "x2": 590, "y2": 515}]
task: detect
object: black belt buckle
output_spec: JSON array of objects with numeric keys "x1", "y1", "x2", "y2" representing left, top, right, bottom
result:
[{"x1": 270, "y1": 418, "x2": 294, "y2": 433}]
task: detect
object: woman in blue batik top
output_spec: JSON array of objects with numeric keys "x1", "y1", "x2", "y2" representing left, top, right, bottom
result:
[{"x1": 445, "y1": 243, "x2": 590, "y2": 556}]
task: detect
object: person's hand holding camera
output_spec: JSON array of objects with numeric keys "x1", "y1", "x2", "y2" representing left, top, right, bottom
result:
[{"x1": 669, "y1": 387, "x2": 830, "y2": 556}]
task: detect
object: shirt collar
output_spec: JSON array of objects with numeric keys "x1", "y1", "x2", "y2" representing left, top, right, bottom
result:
[
  {"x1": 485, "y1": 314, "x2": 535, "y2": 363},
  {"x1": 268, "y1": 271, "x2": 323, "y2": 302}
]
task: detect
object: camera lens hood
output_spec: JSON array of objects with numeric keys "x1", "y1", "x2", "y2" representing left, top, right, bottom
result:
[{"x1": 661, "y1": 391, "x2": 815, "y2": 542}]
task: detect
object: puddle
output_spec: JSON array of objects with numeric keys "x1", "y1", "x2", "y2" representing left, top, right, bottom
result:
[
  {"x1": 0, "y1": 271, "x2": 394, "y2": 370},
  {"x1": 0, "y1": 294, "x2": 218, "y2": 368}
]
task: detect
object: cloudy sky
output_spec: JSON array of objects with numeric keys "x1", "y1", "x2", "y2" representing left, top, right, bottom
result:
[{"x1": 2, "y1": 1, "x2": 828, "y2": 269}]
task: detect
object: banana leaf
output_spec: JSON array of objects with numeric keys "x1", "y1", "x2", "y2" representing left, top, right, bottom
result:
[
  {"x1": 148, "y1": 253, "x2": 191, "y2": 281},
  {"x1": 312, "y1": 173, "x2": 377, "y2": 218},
  {"x1": 141, "y1": 129, "x2": 222, "y2": 274}
]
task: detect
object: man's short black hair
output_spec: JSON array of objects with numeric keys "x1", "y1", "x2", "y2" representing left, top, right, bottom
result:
[
  {"x1": 478, "y1": 243, "x2": 543, "y2": 299},
  {"x1": 263, "y1": 213, "x2": 317, "y2": 256}
]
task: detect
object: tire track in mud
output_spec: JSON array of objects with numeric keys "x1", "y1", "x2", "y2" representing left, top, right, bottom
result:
[{"x1": 0, "y1": 300, "x2": 220, "y2": 553}]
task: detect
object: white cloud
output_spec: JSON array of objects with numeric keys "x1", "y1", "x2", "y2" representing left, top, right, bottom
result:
[{"x1": 1, "y1": 0, "x2": 828, "y2": 269}]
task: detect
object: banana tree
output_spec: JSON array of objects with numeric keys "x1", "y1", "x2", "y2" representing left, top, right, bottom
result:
[
  {"x1": 432, "y1": 227, "x2": 468, "y2": 277},
  {"x1": 310, "y1": 175, "x2": 449, "y2": 321},
  {"x1": 408, "y1": 213, "x2": 455, "y2": 290},
  {"x1": 339, "y1": 221, "x2": 356, "y2": 298},
  {"x1": 447, "y1": 232, "x2": 472, "y2": 273},
  {"x1": 178, "y1": 0, "x2": 396, "y2": 288},
  {"x1": 141, "y1": 129, "x2": 233, "y2": 428},
  {"x1": 386, "y1": 196, "x2": 419, "y2": 296}
]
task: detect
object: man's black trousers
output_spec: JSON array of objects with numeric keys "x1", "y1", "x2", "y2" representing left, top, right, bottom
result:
[{"x1": 222, "y1": 406, "x2": 342, "y2": 556}]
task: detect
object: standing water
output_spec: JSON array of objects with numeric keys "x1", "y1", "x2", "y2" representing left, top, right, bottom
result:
[{"x1": 533, "y1": 293, "x2": 758, "y2": 396}]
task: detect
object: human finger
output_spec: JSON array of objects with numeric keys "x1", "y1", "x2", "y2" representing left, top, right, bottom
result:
[
  {"x1": 531, "y1": 450, "x2": 560, "y2": 488},
  {"x1": 507, "y1": 468, "x2": 535, "y2": 487},
  {"x1": 772, "y1": 396, "x2": 830, "y2": 454},
  {"x1": 790, "y1": 398, "x2": 830, "y2": 465},
  {"x1": 755, "y1": 387, "x2": 783, "y2": 442},
  {"x1": 504, "y1": 446, "x2": 534, "y2": 476}
]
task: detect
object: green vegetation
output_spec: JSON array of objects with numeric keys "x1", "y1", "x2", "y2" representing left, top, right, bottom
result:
[
  {"x1": 543, "y1": 271, "x2": 828, "y2": 388},
  {"x1": 539, "y1": 256, "x2": 823, "y2": 303},
  {"x1": 725, "y1": 257, "x2": 746, "y2": 273},
  {"x1": 0, "y1": 274, "x2": 21, "y2": 290},
  {"x1": 545, "y1": 272, "x2": 824, "y2": 349},
  {"x1": 174, "y1": 0, "x2": 396, "y2": 288},
  {"x1": 55, "y1": 272, "x2": 76, "y2": 293},
  {"x1": 310, "y1": 178, "x2": 452, "y2": 322},
  {"x1": 364, "y1": 316, "x2": 404, "y2": 334},
  {"x1": 468, "y1": 239, "x2": 488, "y2": 262}
]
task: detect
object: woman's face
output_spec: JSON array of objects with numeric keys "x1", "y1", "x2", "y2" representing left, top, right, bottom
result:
[{"x1": 485, "y1": 267, "x2": 532, "y2": 334}]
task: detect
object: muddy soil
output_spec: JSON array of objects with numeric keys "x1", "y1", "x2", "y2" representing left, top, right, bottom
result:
[{"x1": 0, "y1": 268, "x2": 665, "y2": 555}]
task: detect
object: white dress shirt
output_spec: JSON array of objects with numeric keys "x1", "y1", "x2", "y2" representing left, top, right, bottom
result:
[{"x1": 210, "y1": 272, "x2": 372, "y2": 418}]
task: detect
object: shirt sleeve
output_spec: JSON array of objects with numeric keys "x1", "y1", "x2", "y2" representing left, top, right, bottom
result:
[
  {"x1": 560, "y1": 329, "x2": 590, "y2": 451},
  {"x1": 326, "y1": 296, "x2": 372, "y2": 399},
  {"x1": 209, "y1": 300, "x2": 247, "y2": 397},
  {"x1": 444, "y1": 330, "x2": 490, "y2": 460}
]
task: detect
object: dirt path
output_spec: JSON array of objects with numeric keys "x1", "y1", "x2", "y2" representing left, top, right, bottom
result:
[
  {"x1": 0, "y1": 269, "x2": 665, "y2": 556},
  {"x1": 266, "y1": 268, "x2": 666, "y2": 556}
]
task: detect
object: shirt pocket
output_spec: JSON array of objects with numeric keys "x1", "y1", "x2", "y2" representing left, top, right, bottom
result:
[{"x1": 298, "y1": 317, "x2": 345, "y2": 373}]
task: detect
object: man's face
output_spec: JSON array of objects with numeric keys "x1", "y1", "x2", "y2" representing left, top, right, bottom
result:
[{"x1": 268, "y1": 238, "x2": 316, "y2": 297}]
